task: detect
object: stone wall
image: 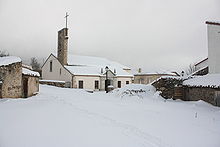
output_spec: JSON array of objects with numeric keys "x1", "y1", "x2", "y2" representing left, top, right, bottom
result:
[
  {"x1": 39, "y1": 80, "x2": 65, "y2": 88},
  {"x1": 152, "y1": 77, "x2": 220, "y2": 106},
  {"x1": 0, "y1": 62, "x2": 22, "y2": 98},
  {"x1": 152, "y1": 78, "x2": 183, "y2": 99},
  {"x1": 184, "y1": 87, "x2": 220, "y2": 106}
]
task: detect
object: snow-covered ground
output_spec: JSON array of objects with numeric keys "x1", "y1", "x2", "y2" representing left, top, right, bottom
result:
[{"x1": 0, "y1": 84, "x2": 220, "y2": 147}]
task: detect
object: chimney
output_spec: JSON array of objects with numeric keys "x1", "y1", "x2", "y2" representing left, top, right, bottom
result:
[
  {"x1": 57, "y1": 28, "x2": 68, "y2": 65},
  {"x1": 138, "y1": 68, "x2": 142, "y2": 73}
]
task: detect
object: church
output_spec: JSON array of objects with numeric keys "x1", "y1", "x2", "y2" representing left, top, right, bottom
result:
[{"x1": 41, "y1": 27, "x2": 133, "y2": 91}]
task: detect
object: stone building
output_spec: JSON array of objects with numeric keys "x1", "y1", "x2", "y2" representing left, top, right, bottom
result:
[
  {"x1": 0, "y1": 56, "x2": 22, "y2": 98},
  {"x1": 0, "y1": 56, "x2": 40, "y2": 98},
  {"x1": 42, "y1": 27, "x2": 133, "y2": 91},
  {"x1": 22, "y1": 67, "x2": 40, "y2": 98},
  {"x1": 152, "y1": 75, "x2": 220, "y2": 107}
]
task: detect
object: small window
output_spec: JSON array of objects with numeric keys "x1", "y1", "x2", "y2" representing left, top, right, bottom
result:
[
  {"x1": 95, "y1": 80, "x2": 99, "y2": 89},
  {"x1": 118, "y1": 81, "x2": 121, "y2": 88},
  {"x1": 126, "y1": 81, "x2": 129, "y2": 84},
  {"x1": 79, "y1": 80, "x2": 83, "y2": 89},
  {"x1": 50, "y1": 61, "x2": 52, "y2": 72},
  {"x1": 60, "y1": 68, "x2": 62, "y2": 75}
]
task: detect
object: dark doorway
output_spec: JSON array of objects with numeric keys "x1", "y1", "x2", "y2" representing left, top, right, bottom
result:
[
  {"x1": 118, "y1": 81, "x2": 121, "y2": 88},
  {"x1": 23, "y1": 78, "x2": 28, "y2": 98},
  {"x1": 79, "y1": 80, "x2": 83, "y2": 89},
  {"x1": 105, "y1": 79, "x2": 110, "y2": 92}
]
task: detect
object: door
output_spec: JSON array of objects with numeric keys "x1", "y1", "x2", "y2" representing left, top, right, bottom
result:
[
  {"x1": 105, "y1": 79, "x2": 110, "y2": 91},
  {"x1": 23, "y1": 78, "x2": 28, "y2": 98}
]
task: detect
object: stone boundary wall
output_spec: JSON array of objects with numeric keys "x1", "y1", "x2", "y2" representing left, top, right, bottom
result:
[
  {"x1": 152, "y1": 78, "x2": 183, "y2": 99},
  {"x1": 39, "y1": 80, "x2": 65, "y2": 88},
  {"x1": 152, "y1": 77, "x2": 220, "y2": 106},
  {"x1": 184, "y1": 86, "x2": 220, "y2": 106}
]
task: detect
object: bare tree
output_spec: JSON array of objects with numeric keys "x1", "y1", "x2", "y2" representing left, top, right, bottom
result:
[
  {"x1": 185, "y1": 63, "x2": 196, "y2": 75},
  {"x1": 30, "y1": 57, "x2": 40, "y2": 70},
  {"x1": 0, "y1": 50, "x2": 9, "y2": 57}
]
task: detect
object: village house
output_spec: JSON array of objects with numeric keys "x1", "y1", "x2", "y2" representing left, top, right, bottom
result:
[
  {"x1": 134, "y1": 69, "x2": 179, "y2": 84},
  {"x1": 193, "y1": 21, "x2": 220, "y2": 75},
  {"x1": 42, "y1": 28, "x2": 133, "y2": 91},
  {"x1": 0, "y1": 56, "x2": 40, "y2": 98}
]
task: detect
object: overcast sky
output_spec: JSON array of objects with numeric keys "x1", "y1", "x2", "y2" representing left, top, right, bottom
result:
[{"x1": 0, "y1": 0, "x2": 219, "y2": 73}]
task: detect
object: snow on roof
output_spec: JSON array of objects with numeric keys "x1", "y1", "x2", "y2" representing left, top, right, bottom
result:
[
  {"x1": 191, "y1": 66, "x2": 208, "y2": 76},
  {"x1": 65, "y1": 65, "x2": 101, "y2": 76},
  {"x1": 67, "y1": 54, "x2": 131, "y2": 70},
  {"x1": 135, "y1": 71, "x2": 178, "y2": 76},
  {"x1": 65, "y1": 65, "x2": 133, "y2": 77},
  {"x1": 52, "y1": 53, "x2": 133, "y2": 77},
  {"x1": 0, "y1": 56, "x2": 21, "y2": 66},
  {"x1": 22, "y1": 68, "x2": 40, "y2": 77},
  {"x1": 195, "y1": 58, "x2": 208, "y2": 66},
  {"x1": 183, "y1": 74, "x2": 220, "y2": 88}
]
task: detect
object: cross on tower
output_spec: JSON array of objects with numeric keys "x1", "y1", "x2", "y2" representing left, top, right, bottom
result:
[{"x1": 64, "y1": 12, "x2": 69, "y2": 28}]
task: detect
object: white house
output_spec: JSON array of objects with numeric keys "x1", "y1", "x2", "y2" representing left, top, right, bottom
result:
[
  {"x1": 193, "y1": 21, "x2": 220, "y2": 75},
  {"x1": 206, "y1": 21, "x2": 220, "y2": 74},
  {"x1": 42, "y1": 28, "x2": 133, "y2": 91}
]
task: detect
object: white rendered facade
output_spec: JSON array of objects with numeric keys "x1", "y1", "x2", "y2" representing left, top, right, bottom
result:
[{"x1": 207, "y1": 22, "x2": 220, "y2": 74}]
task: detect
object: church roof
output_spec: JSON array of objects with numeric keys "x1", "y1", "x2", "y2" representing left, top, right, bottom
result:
[
  {"x1": 67, "y1": 54, "x2": 131, "y2": 70},
  {"x1": 52, "y1": 53, "x2": 133, "y2": 77}
]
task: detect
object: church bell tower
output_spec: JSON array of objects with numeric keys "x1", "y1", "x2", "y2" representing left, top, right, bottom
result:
[
  {"x1": 57, "y1": 12, "x2": 69, "y2": 65},
  {"x1": 57, "y1": 28, "x2": 68, "y2": 65}
]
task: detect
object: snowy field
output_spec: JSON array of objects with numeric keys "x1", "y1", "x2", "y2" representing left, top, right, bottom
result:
[{"x1": 0, "y1": 84, "x2": 220, "y2": 147}]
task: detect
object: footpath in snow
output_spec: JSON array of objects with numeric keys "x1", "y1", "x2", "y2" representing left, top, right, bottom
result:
[{"x1": 0, "y1": 84, "x2": 220, "y2": 147}]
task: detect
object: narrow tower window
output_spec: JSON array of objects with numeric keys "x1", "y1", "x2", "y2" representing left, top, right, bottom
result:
[{"x1": 50, "y1": 61, "x2": 52, "y2": 72}]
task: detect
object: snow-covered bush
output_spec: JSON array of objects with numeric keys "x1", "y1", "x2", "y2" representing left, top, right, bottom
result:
[{"x1": 112, "y1": 84, "x2": 156, "y2": 98}]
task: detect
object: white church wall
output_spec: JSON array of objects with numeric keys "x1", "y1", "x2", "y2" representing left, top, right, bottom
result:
[
  {"x1": 74, "y1": 76, "x2": 100, "y2": 91},
  {"x1": 207, "y1": 23, "x2": 220, "y2": 74},
  {"x1": 42, "y1": 55, "x2": 72, "y2": 84}
]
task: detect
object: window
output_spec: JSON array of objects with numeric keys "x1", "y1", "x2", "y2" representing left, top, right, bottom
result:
[
  {"x1": 79, "y1": 80, "x2": 83, "y2": 89},
  {"x1": 60, "y1": 68, "x2": 62, "y2": 75},
  {"x1": 126, "y1": 81, "x2": 129, "y2": 84},
  {"x1": 118, "y1": 81, "x2": 121, "y2": 88},
  {"x1": 95, "y1": 80, "x2": 99, "y2": 89},
  {"x1": 50, "y1": 61, "x2": 52, "y2": 72}
]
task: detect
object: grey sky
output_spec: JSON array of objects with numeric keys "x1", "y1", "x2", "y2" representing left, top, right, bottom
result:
[{"x1": 0, "y1": 0, "x2": 219, "y2": 73}]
